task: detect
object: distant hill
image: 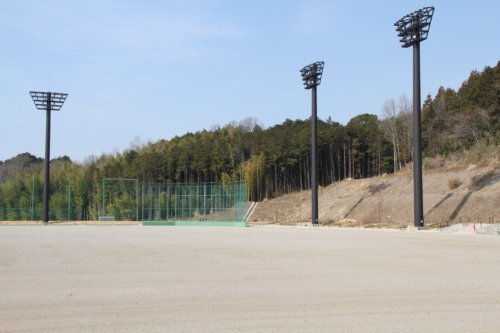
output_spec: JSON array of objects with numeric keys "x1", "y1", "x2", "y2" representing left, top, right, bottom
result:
[
  {"x1": 0, "y1": 153, "x2": 72, "y2": 179},
  {"x1": 0, "y1": 153, "x2": 43, "y2": 179}
]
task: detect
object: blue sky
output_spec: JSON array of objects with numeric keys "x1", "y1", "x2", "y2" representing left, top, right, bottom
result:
[{"x1": 1, "y1": 0, "x2": 499, "y2": 162}]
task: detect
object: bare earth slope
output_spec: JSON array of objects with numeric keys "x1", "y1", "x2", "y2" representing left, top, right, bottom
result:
[{"x1": 250, "y1": 164, "x2": 500, "y2": 228}]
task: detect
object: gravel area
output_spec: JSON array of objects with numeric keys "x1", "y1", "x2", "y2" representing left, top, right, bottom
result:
[{"x1": 1, "y1": 225, "x2": 500, "y2": 332}]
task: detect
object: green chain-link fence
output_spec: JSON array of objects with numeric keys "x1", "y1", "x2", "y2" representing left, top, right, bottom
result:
[
  {"x1": 0, "y1": 178, "x2": 138, "y2": 222},
  {"x1": 102, "y1": 178, "x2": 139, "y2": 221}
]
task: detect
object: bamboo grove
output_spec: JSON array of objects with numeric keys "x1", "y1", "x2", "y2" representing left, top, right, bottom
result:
[{"x1": 92, "y1": 113, "x2": 395, "y2": 202}]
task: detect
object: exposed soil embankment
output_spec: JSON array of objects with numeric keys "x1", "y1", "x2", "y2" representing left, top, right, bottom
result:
[{"x1": 249, "y1": 164, "x2": 500, "y2": 228}]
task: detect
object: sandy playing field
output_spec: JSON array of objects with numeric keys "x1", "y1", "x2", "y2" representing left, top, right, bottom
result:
[{"x1": 1, "y1": 225, "x2": 499, "y2": 332}]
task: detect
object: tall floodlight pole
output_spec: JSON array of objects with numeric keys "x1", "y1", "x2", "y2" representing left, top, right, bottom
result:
[
  {"x1": 394, "y1": 7, "x2": 434, "y2": 227},
  {"x1": 30, "y1": 91, "x2": 68, "y2": 225},
  {"x1": 300, "y1": 61, "x2": 324, "y2": 226}
]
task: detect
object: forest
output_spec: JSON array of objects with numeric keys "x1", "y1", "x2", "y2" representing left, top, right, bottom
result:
[{"x1": 1, "y1": 60, "x2": 499, "y2": 219}]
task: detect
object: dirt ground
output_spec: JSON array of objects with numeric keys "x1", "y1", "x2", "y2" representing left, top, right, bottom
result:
[{"x1": 1, "y1": 225, "x2": 500, "y2": 332}]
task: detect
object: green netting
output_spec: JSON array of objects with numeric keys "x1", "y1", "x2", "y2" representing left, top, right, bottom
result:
[
  {"x1": 0, "y1": 178, "x2": 138, "y2": 221},
  {"x1": 142, "y1": 182, "x2": 249, "y2": 223},
  {"x1": 102, "y1": 179, "x2": 139, "y2": 221},
  {"x1": 0, "y1": 178, "x2": 247, "y2": 223}
]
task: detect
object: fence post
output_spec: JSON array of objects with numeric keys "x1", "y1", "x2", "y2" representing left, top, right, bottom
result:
[
  {"x1": 157, "y1": 184, "x2": 160, "y2": 221},
  {"x1": 197, "y1": 185, "x2": 200, "y2": 222},
  {"x1": 31, "y1": 177, "x2": 35, "y2": 221},
  {"x1": 148, "y1": 183, "x2": 152, "y2": 222},
  {"x1": 141, "y1": 182, "x2": 145, "y2": 222},
  {"x1": 226, "y1": 186, "x2": 229, "y2": 222},
  {"x1": 167, "y1": 184, "x2": 170, "y2": 222},
  {"x1": 68, "y1": 178, "x2": 71, "y2": 221},
  {"x1": 136, "y1": 180, "x2": 139, "y2": 222},
  {"x1": 102, "y1": 179, "x2": 105, "y2": 217}
]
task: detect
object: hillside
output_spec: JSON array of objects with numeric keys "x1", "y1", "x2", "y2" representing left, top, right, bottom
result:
[
  {"x1": 249, "y1": 162, "x2": 500, "y2": 229},
  {"x1": 1, "y1": 60, "x2": 499, "y2": 217}
]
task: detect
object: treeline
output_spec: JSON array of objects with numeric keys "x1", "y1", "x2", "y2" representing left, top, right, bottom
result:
[
  {"x1": 380, "y1": 60, "x2": 500, "y2": 173},
  {"x1": 1, "y1": 115, "x2": 392, "y2": 203},
  {"x1": 84, "y1": 114, "x2": 393, "y2": 201},
  {"x1": 421, "y1": 61, "x2": 500, "y2": 155},
  {"x1": 0, "y1": 153, "x2": 71, "y2": 179},
  {"x1": 2, "y1": 60, "x2": 499, "y2": 205}
]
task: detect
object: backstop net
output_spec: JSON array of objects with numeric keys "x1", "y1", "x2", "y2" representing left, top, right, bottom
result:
[{"x1": 142, "y1": 182, "x2": 249, "y2": 224}]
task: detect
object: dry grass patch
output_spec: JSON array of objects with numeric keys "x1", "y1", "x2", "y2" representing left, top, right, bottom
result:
[
  {"x1": 447, "y1": 176, "x2": 461, "y2": 190},
  {"x1": 360, "y1": 181, "x2": 371, "y2": 190},
  {"x1": 423, "y1": 143, "x2": 500, "y2": 171},
  {"x1": 424, "y1": 156, "x2": 446, "y2": 170}
]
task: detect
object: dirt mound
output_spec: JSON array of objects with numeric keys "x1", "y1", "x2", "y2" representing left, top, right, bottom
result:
[{"x1": 249, "y1": 164, "x2": 500, "y2": 228}]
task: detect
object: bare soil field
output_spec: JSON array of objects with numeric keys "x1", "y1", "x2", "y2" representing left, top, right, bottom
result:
[{"x1": 1, "y1": 225, "x2": 500, "y2": 332}]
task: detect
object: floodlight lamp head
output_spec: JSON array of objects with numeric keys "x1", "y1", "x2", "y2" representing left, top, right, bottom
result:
[
  {"x1": 30, "y1": 91, "x2": 68, "y2": 111},
  {"x1": 300, "y1": 61, "x2": 324, "y2": 89},
  {"x1": 394, "y1": 6, "x2": 434, "y2": 48}
]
